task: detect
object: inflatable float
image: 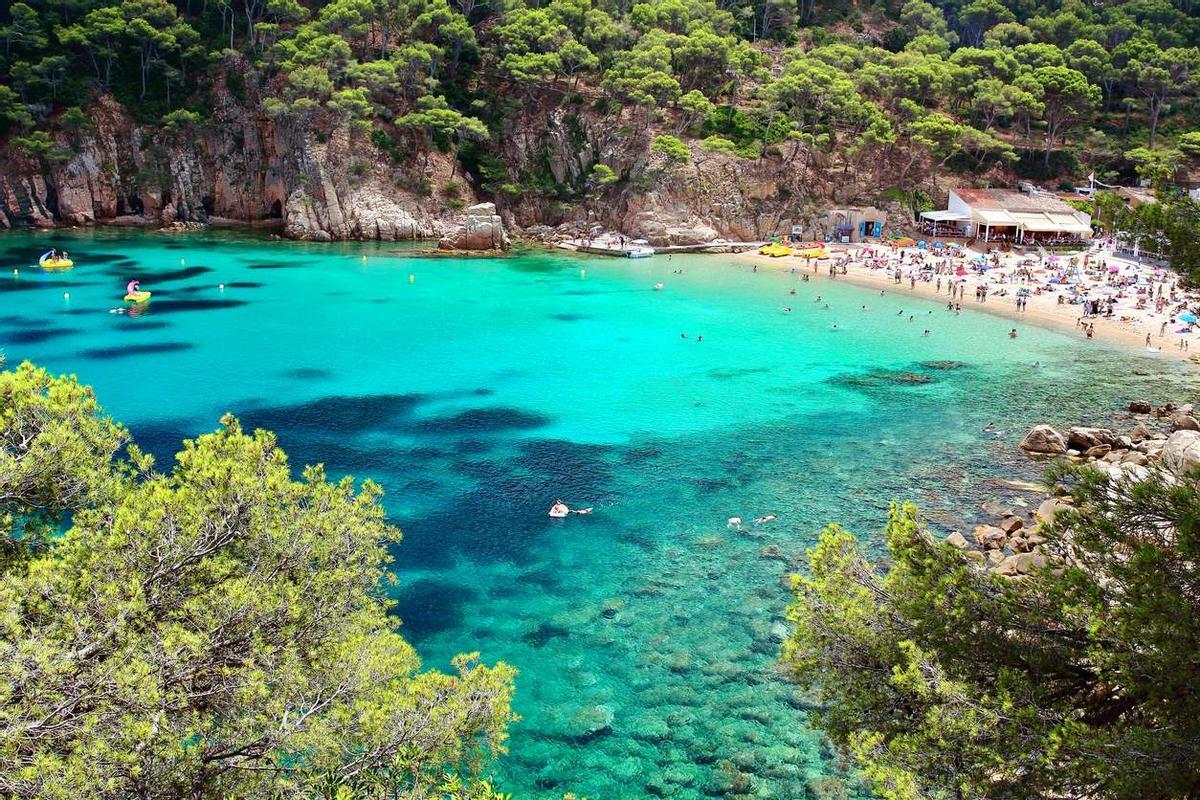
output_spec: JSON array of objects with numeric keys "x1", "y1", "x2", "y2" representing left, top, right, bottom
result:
[
  {"x1": 124, "y1": 279, "x2": 151, "y2": 303},
  {"x1": 38, "y1": 250, "x2": 74, "y2": 269},
  {"x1": 792, "y1": 241, "x2": 828, "y2": 259},
  {"x1": 548, "y1": 500, "x2": 593, "y2": 517},
  {"x1": 758, "y1": 242, "x2": 793, "y2": 257}
]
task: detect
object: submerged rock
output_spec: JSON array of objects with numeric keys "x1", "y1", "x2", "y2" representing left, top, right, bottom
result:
[{"x1": 566, "y1": 704, "x2": 614, "y2": 740}]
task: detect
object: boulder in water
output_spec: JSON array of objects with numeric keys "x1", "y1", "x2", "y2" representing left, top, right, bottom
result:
[
  {"x1": 1170, "y1": 413, "x2": 1200, "y2": 432},
  {"x1": 971, "y1": 525, "x2": 1007, "y2": 550},
  {"x1": 1067, "y1": 427, "x2": 1118, "y2": 451},
  {"x1": 1019, "y1": 424, "x2": 1067, "y2": 455}
]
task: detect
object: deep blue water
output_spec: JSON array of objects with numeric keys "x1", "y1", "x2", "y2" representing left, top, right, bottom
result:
[{"x1": 1, "y1": 229, "x2": 1189, "y2": 798}]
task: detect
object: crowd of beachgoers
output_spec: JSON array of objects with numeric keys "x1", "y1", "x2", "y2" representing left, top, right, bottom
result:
[{"x1": 737, "y1": 237, "x2": 1200, "y2": 360}]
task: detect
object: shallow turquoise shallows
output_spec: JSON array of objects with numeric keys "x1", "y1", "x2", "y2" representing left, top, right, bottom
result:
[{"x1": 1, "y1": 229, "x2": 1190, "y2": 798}]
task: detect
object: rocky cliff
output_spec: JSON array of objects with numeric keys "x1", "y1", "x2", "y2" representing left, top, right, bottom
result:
[
  {"x1": 0, "y1": 82, "x2": 916, "y2": 245},
  {"x1": 0, "y1": 72, "x2": 473, "y2": 244}
]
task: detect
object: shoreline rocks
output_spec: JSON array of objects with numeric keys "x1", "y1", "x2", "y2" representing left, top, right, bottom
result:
[
  {"x1": 955, "y1": 402, "x2": 1197, "y2": 578},
  {"x1": 438, "y1": 202, "x2": 511, "y2": 251},
  {"x1": 1019, "y1": 424, "x2": 1067, "y2": 455}
]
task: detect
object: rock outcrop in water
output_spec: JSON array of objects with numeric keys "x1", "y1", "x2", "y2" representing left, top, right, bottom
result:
[
  {"x1": 438, "y1": 203, "x2": 511, "y2": 251},
  {"x1": 963, "y1": 403, "x2": 1200, "y2": 579}
]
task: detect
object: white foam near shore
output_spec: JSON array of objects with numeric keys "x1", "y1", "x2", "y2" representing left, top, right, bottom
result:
[{"x1": 734, "y1": 240, "x2": 1200, "y2": 364}]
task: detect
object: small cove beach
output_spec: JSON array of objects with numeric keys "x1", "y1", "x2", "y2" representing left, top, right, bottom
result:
[
  {"x1": 734, "y1": 242, "x2": 1200, "y2": 363},
  {"x1": 1, "y1": 228, "x2": 1196, "y2": 798}
]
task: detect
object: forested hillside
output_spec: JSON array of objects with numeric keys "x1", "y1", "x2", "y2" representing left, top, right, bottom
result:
[{"x1": 1, "y1": 0, "x2": 1199, "y2": 238}]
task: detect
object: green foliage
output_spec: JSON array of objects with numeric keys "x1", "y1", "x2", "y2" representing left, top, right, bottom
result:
[
  {"x1": 0, "y1": 362, "x2": 516, "y2": 798},
  {"x1": 1115, "y1": 196, "x2": 1200, "y2": 282},
  {"x1": 785, "y1": 461, "x2": 1200, "y2": 799},
  {"x1": 3, "y1": 0, "x2": 1200, "y2": 199},
  {"x1": 587, "y1": 162, "x2": 618, "y2": 189},
  {"x1": 650, "y1": 133, "x2": 690, "y2": 162},
  {"x1": 700, "y1": 135, "x2": 738, "y2": 155}
]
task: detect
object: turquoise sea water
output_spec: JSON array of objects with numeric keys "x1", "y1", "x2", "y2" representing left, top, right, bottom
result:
[{"x1": 1, "y1": 229, "x2": 1191, "y2": 798}]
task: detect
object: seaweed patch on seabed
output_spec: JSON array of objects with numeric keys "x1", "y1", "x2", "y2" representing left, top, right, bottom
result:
[
  {"x1": 79, "y1": 342, "x2": 193, "y2": 360},
  {"x1": 238, "y1": 393, "x2": 431, "y2": 436},
  {"x1": 826, "y1": 368, "x2": 939, "y2": 394},
  {"x1": 5, "y1": 327, "x2": 84, "y2": 344},
  {"x1": 415, "y1": 407, "x2": 550, "y2": 435},
  {"x1": 0, "y1": 279, "x2": 98, "y2": 292},
  {"x1": 389, "y1": 578, "x2": 478, "y2": 642},
  {"x1": 919, "y1": 360, "x2": 970, "y2": 371},
  {"x1": 149, "y1": 299, "x2": 249, "y2": 313},
  {"x1": 706, "y1": 366, "x2": 771, "y2": 380},
  {"x1": 521, "y1": 622, "x2": 571, "y2": 647},
  {"x1": 112, "y1": 319, "x2": 171, "y2": 332},
  {"x1": 247, "y1": 261, "x2": 311, "y2": 269},
  {"x1": 282, "y1": 367, "x2": 333, "y2": 380}
]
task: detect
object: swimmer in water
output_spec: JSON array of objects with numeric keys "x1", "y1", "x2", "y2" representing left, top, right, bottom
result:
[
  {"x1": 680, "y1": 332, "x2": 688, "y2": 338},
  {"x1": 782, "y1": 307, "x2": 792, "y2": 313},
  {"x1": 814, "y1": 295, "x2": 822, "y2": 302},
  {"x1": 1009, "y1": 328, "x2": 1018, "y2": 338},
  {"x1": 923, "y1": 329, "x2": 930, "y2": 336},
  {"x1": 831, "y1": 323, "x2": 839, "y2": 329},
  {"x1": 897, "y1": 309, "x2": 904, "y2": 315},
  {"x1": 823, "y1": 303, "x2": 830, "y2": 309}
]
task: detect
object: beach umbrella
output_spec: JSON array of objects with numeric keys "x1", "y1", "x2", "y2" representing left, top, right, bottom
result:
[{"x1": 1181, "y1": 312, "x2": 1198, "y2": 324}]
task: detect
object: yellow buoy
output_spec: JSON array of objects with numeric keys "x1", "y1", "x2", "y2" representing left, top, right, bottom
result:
[
  {"x1": 12, "y1": 269, "x2": 17, "y2": 276},
  {"x1": 409, "y1": 274, "x2": 415, "y2": 283},
  {"x1": 580, "y1": 269, "x2": 586, "y2": 278},
  {"x1": 63, "y1": 292, "x2": 70, "y2": 299},
  {"x1": 219, "y1": 283, "x2": 225, "y2": 290},
  {"x1": 180, "y1": 258, "x2": 185, "y2": 265}
]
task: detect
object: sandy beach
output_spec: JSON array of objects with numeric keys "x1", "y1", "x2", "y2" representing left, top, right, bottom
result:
[{"x1": 732, "y1": 244, "x2": 1200, "y2": 364}]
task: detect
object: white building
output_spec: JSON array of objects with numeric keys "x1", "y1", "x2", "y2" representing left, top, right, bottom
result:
[{"x1": 920, "y1": 188, "x2": 1093, "y2": 244}]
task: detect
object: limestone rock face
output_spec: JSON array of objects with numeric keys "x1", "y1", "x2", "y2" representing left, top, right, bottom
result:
[
  {"x1": 438, "y1": 202, "x2": 511, "y2": 251},
  {"x1": 971, "y1": 525, "x2": 1008, "y2": 550},
  {"x1": 945, "y1": 532, "x2": 968, "y2": 548},
  {"x1": 1161, "y1": 430, "x2": 1200, "y2": 474},
  {"x1": 1067, "y1": 427, "x2": 1119, "y2": 451},
  {"x1": 1034, "y1": 498, "x2": 1069, "y2": 527},
  {"x1": 1020, "y1": 425, "x2": 1067, "y2": 455},
  {"x1": 1170, "y1": 413, "x2": 1200, "y2": 432}
]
